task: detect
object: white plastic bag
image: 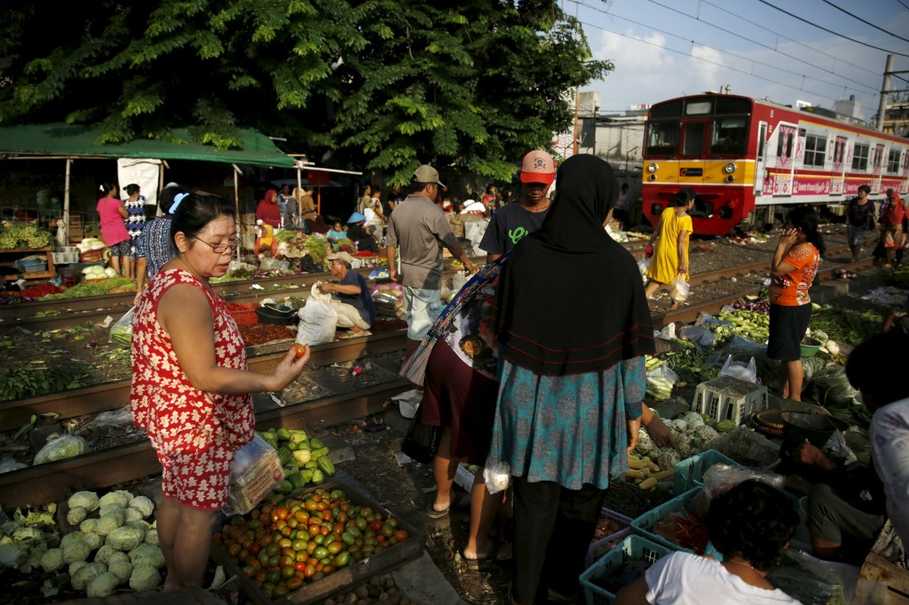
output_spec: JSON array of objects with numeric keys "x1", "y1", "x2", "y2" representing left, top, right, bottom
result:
[
  {"x1": 109, "y1": 307, "x2": 134, "y2": 345},
  {"x1": 702, "y1": 463, "x2": 786, "y2": 499},
  {"x1": 296, "y1": 284, "x2": 338, "y2": 346},
  {"x1": 646, "y1": 364, "x2": 679, "y2": 400},
  {"x1": 33, "y1": 434, "x2": 88, "y2": 465},
  {"x1": 670, "y1": 277, "x2": 689, "y2": 303},
  {"x1": 679, "y1": 325, "x2": 715, "y2": 347},
  {"x1": 223, "y1": 434, "x2": 284, "y2": 516},
  {"x1": 637, "y1": 258, "x2": 651, "y2": 283},
  {"x1": 719, "y1": 355, "x2": 758, "y2": 384},
  {"x1": 484, "y1": 462, "x2": 511, "y2": 495}
]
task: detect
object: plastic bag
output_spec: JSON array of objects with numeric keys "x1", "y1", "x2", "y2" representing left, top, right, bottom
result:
[
  {"x1": 707, "y1": 427, "x2": 781, "y2": 467},
  {"x1": 719, "y1": 355, "x2": 758, "y2": 384},
  {"x1": 223, "y1": 434, "x2": 284, "y2": 516},
  {"x1": 768, "y1": 549, "x2": 858, "y2": 605},
  {"x1": 109, "y1": 307, "x2": 134, "y2": 346},
  {"x1": 646, "y1": 364, "x2": 679, "y2": 400},
  {"x1": 823, "y1": 430, "x2": 858, "y2": 466},
  {"x1": 77, "y1": 407, "x2": 133, "y2": 434},
  {"x1": 702, "y1": 463, "x2": 786, "y2": 499},
  {"x1": 33, "y1": 434, "x2": 88, "y2": 465},
  {"x1": 679, "y1": 325, "x2": 715, "y2": 347},
  {"x1": 637, "y1": 258, "x2": 651, "y2": 283},
  {"x1": 670, "y1": 277, "x2": 689, "y2": 304},
  {"x1": 0, "y1": 457, "x2": 27, "y2": 474},
  {"x1": 296, "y1": 284, "x2": 338, "y2": 346},
  {"x1": 484, "y1": 462, "x2": 511, "y2": 495}
]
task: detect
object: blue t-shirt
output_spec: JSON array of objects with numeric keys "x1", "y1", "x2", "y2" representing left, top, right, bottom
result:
[{"x1": 339, "y1": 270, "x2": 375, "y2": 326}]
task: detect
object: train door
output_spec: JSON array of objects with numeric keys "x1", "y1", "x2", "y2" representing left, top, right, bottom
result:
[
  {"x1": 679, "y1": 118, "x2": 709, "y2": 186},
  {"x1": 873, "y1": 144, "x2": 885, "y2": 193},
  {"x1": 769, "y1": 124, "x2": 796, "y2": 196},
  {"x1": 831, "y1": 136, "x2": 847, "y2": 195},
  {"x1": 754, "y1": 122, "x2": 768, "y2": 195}
]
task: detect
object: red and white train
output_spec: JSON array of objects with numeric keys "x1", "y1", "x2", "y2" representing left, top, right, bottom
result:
[{"x1": 641, "y1": 93, "x2": 909, "y2": 235}]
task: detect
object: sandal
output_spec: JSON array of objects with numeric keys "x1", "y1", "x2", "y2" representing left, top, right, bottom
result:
[{"x1": 426, "y1": 503, "x2": 450, "y2": 520}]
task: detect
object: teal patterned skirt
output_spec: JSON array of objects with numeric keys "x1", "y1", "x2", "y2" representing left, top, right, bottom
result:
[{"x1": 485, "y1": 356, "x2": 645, "y2": 491}]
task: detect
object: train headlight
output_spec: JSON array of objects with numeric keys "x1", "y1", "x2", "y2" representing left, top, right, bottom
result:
[
  {"x1": 724, "y1": 162, "x2": 736, "y2": 174},
  {"x1": 647, "y1": 162, "x2": 658, "y2": 174}
]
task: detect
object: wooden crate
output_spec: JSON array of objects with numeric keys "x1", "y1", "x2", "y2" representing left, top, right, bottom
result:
[
  {"x1": 856, "y1": 552, "x2": 909, "y2": 604},
  {"x1": 0, "y1": 247, "x2": 55, "y2": 281},
  {"x1": 211, "y1": 473, "x2": 423, "y2": 605}
]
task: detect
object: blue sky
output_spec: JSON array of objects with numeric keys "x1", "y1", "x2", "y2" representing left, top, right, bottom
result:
[{"x1": 573, "y1": 0, "x2": 909, "y2": 119}]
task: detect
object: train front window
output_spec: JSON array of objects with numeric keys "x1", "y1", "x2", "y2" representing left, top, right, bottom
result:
[
  {"x1": 646, "y1": 121, "x2": 679, "y2": 156},
  {"x1": 684, "y1": 122, "x2": 706, "y2": 157},
  {"x1": 710, "y1": 117, "x2": 748, "y2": 155}
]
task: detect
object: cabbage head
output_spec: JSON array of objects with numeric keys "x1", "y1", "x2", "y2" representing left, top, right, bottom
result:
[
  {"x1": 128, "y1": 496, "x2": 154, "y2": 518},
  {"x1": 129, "y1": 563, "x2": 161, "y2": 591},
  {"x1": 40, "y1": 548, "x2": 64, "y2": 572},
  {"x1": 94, "y1": 544, "x2": 117, "y2": 565},
  {"x1": 99, "y1": 491, "x2": 133, "y2": 509},
  {"x1": 106, "y1": 526, "x2": 143, "y2": 551},
  {"x1": 66, "y1": 507, "x2": 88, "y2": 526},
  {"x1": 87, "y1": 571, "x2": 119, "y2": 597},
  {"x1": 71, "y1": 561, "x2": 106, "y2": 590},
  {"x1": 129, "y1": 543, "x2": 165, "y2": 568},
  {"x1": 107, "y1": 551, "x2": 132, "y2": 583},
  {"x1": 79, "y1": 519, "x2": 98, "y2": 534},
  {"x1": 95, "y1": 513, "x2": 124, "y2": 536},
  {"x1": 67, "y1": 492, "x2": 99, "y2": 512}
]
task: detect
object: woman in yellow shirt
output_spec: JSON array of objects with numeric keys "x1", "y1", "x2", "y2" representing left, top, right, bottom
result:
[{"x1": 645, "y1": 191, "x2": 694, "y2": 303}]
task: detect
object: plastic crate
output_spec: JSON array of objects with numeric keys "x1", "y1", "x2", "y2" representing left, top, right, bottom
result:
[
  {"x1": 673, "y1": 449, "x2": 738, "y2": 494},
  {"x1": 580, "y1": 534, "x2": 679, "y2": 605},
  {"x1": 631, "y1": 487, "x2": 705, "y2": 552},
  {"x1": 692, "y1": 375, "x2": 768, "y2": 426},
  {"x1": 586, "y1": 507, "x2": 633, "y2": 565}
]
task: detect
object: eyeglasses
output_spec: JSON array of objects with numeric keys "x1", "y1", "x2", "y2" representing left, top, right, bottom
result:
[{"x1": 194, "y1": 237, "x2": 238, "y2": 255}]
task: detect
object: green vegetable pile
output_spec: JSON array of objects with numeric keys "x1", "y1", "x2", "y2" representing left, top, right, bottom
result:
[
  {"x1": 715, "y1": 309, "x2": 770, "y2": 344},
  {"x1": 662, "y1": 340, "x2": 718, "y2": 385},
  {"x1": 810, "y1": 305, "x2": 883, "y2": 345},
  {"x1": 260, "y1": 428, "x2": 336, "y2": 492},
  {"x1": 0, "y1": 362, "x2": 89, "y2": 401},
  {"x1": 303, "y1": 236, "x2": 329, "y2": 265},
  {"x1": 0, "y1": 222, "x2": 51, "y2": 249},
  {"x1": 44, "y1": 278, "x2": 135, "y2": 300}
]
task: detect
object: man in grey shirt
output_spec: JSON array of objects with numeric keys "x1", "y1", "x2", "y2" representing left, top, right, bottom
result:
[{"x1": 387, "y1": 165, "x2": 477, "y2": 343}]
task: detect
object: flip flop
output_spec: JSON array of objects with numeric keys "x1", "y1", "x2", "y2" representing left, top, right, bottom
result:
[{"x1": 426, "y1": 503, "x2": 450, "y2": 520}]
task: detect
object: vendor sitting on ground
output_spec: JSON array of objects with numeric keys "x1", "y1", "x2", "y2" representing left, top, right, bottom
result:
[
  {"x1": 786, "y1": 439, "x2": 886, "y2": 564},
  {"x1": 617, "y1": 480, "x2": 801, "y2": 605},
  {"x1": 326, "y1": 221, "x2": 348, "y2": 243},
  {"x1": 348, "y1": 222, "x2": 378, "y2": 253},
  {"x1": 318, "y1": 252, "x2": 375, "y2": 333}
]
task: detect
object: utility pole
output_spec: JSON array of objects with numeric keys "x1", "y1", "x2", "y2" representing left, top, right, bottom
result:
[
  {"x1": 877, "y1": 54, "x2": 894, "y2": 132},
  {"x1": 572, "y1": 89, "x2": 580, "y2": 157}
]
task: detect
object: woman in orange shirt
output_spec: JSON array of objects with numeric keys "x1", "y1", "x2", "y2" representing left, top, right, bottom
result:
[{"x1": 767, "y1": 207, "x2": 824, "y2": 402}]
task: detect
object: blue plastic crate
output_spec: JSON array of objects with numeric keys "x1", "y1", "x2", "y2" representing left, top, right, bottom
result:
[
  {"x1": 673, "y1": 449, "x2": 738, "y2": 494},
  {"x1": 586, "y1": 507, "x2": 633, "y2": 566},
  {"x1": 631, "y1": 487, "x2": 706, "y2": 552},
  {"x1": 580, "y1": 534, "x2": 680, "y2": 605}
]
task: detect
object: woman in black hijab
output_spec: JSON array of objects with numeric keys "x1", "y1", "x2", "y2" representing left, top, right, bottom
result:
[{"x1": 487, "y1": 155, "x2": 654, "y2": 604}]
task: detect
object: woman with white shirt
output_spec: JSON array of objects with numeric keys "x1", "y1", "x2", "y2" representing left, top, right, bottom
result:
[{"x1": 616, "y1": 480, "x2": 802, "y2": 605}]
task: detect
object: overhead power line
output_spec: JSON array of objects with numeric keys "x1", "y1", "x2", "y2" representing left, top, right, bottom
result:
[
  {"x1": 899, "y1": 0, "x2": 909, "y2": 11},
  {"x1": 640, "y1": 0, "x2": 884, "y2": 90},
  {"x1": 573, "y1": 0, "x2": 878, "y2": 101},
  {"x1": 754, "y1": 0, "x2": 909, "y2": 58},
  {"x1": 573, "y1": 0, "x2": 877, "y2": 103},
  {"x1": 819, "y1": 0, "x2": 909, "y2": 44},
  {"x1": 699, "y1": 0, "x2": 880, "y2": 79},
  {"x1": 578, "y1": 18, "x2": 851, "y2": 104}
]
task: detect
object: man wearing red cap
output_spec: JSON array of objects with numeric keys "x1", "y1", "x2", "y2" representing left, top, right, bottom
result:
[{"x1": 480, "y1": 150, "x2": 556, "y2": 263}]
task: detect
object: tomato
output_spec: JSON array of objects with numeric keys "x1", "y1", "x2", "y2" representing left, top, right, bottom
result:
[
  {"x1": 279, "y1": 538, "x2": 292, "y2": 549},
  {"x1": 376, "y1": 535, "x2": 386, "y2": 544},
  {"x1": 294, "y1": 511, "x2": 309, "y2": 523},
  {"x1": 292, "y1": 539, "x2": 307, "y2": 552},
  {"x1": 321, "y1": 510, "x2": 332, "y2": 522},
  {"x1": 382, "y1": 524, "x2": 394, "y2": 537},
  {"x1": 267, "y1": 570, "x2": 281, "y2": 584},
  {"x1": 306, "y1": 542, "x2": 317, "y2": 554},
  {"x1": 322, "y1": 565, "x2": 335, "y2": 575},
  {"x1": 280, "y1": 525, "x2": 294, "y2": 538},
  {"x1": 313, "y1": 546, "x2": 329, "y2": 559},
  {"x1": 255, "y1": 571, "x2": 266, "y2": 584},
  {"x1": 369, "y1": 521, "x2": 382, "y2": 532},
  {"x1": 292, "y1": 343, "x2": 310, "y2": 360},
  {"x1": 394, "y1": 530, "x2": 409, "y2": 542},
  {"x1": 288, "y1": 518, "x2": 299, "y2": 529},
  {"x1": 304, "y1": 564, "x2": 317, "y2": 578},
  {"x1": 228, "y1": 543, "x2": 241, "y2": 557},
  {"x1": 295, "y1": 551, "x2": 308, "y2": 563},
  {"x1": 320, "y1": 526, "x2": 331, "y2": 536},
  {"x1": 281, "y1": 566, "x2": 296, "y2": 579},
  {"x1": 327, "y1": 542, "x2": 343, "y2": 555},
  {"x1": 287, "y1": 576, "x2": 304, "y2": 590}
]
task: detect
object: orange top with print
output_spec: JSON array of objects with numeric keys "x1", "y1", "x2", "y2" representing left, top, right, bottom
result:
[{"x1": 769, "y1": 243, "x2": 820, "y2": 307}]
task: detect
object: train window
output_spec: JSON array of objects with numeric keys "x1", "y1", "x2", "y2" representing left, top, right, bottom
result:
[
  {"x1": 715, "y1": 97, "x2": 751, "y2": 115},
  {"x1": 645, "y1": 121, "x2": 680, "y2": 156},
  {"x1": 711, "y1": 117, "x2": 748, "y2": 155},
  {"x1": 852, "y1": 143, "x2": 869, "y2": 170},
  {"x1": 684, "y1": 122, "x2": 706, "y2": 156},
  {"x1": 887, "y1": 149, "x2": 901, "y2": 174},
  {"x1": 650, "y1": 100, "x2": 682, "y2": 119},
  {"x1": 685, "y1": 100, "x2": 712, "y2": 115},
  {"x1": 874, "y1": 145, "x2": 884, "y2": 168},
  {"x1": 803, "y1": 134, "x2": 827, "y2": 167}
]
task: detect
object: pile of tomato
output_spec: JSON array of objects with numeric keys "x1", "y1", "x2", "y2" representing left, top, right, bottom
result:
[{"x1": 214, "y1": 488, "x2": 409, "y2": 599}]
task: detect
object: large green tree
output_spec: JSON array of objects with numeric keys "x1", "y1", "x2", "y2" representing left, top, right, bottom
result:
[{"x1": 0, "y1": 0, "x2": 611, "y2": 183}]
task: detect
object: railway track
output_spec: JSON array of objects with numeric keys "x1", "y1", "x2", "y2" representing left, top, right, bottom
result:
[
  {"x1": 0, "y1": 380, "x2": 409, "y2": 507},
  {"x1": 0, "y1": 329, "x2": 408, "y2": 432}
]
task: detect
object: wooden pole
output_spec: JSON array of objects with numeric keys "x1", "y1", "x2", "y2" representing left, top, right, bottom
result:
[
  {"x1": 63, "y1": 159, "x2": 72, "y2": 245},
  {"x1": 316, "y1": 187, "x2": 321, "y2": 216},
  {"x1": 234, "y1": 165, "x2": 241, "y2": 261}
]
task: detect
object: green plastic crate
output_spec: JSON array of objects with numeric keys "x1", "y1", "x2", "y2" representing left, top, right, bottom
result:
[
  {"x1": 580, "y1": 534, "x2": 680, "y2": 605},
  {"x1": 673, "y1": 449, "x2": 738, "y2": 494},
  {"x1": 631, "y1": 487, "x2": 704, "y2": 552}
]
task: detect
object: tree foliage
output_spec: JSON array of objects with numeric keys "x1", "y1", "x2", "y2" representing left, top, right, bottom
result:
[{"x1": 0, "y1": 0, "x2": 612, "y2": 183}]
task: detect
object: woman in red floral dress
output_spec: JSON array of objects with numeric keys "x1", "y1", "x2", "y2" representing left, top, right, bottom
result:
[{"x1": 131, "y1": 192, "x2": 309, "y2": 590}]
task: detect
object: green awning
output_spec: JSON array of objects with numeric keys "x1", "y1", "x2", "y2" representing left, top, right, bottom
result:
[{"x1": 0, "y1": 123, "x2": 294, "y2": 168}]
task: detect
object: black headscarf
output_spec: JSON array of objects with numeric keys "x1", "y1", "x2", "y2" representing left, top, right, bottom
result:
[{"x1": 496, "y1": 154, "x2": 654, "y2": 376}]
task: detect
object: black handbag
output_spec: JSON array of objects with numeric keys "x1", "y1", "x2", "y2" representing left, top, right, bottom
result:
[{"x1": 401, "y1": 416, "x2": 441, "y2": 464}]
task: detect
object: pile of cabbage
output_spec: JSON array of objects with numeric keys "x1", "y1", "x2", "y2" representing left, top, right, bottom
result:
[
  {"x1": 631, "y1": 411, "x2": 722, "y2": 485},
  {"x1": 0, "y1": 489, "x2": 166, "y2": 598}
]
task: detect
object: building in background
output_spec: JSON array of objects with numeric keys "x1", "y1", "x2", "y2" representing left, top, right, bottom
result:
[
  {"x1": 879, "y1": 96, "x2": 909, "y2": 138},
  {"x1": 834, "y1": 95, "x2": 863, "y2": 121}
]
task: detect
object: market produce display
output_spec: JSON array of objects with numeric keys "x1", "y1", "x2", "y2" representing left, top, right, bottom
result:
[
  {"x1": 239, "y1": 324, "x2": 296, "y2": 347},
  {"x1": 627, "y1": 412, "x2": 721, "y2": 491},
  {"x1": 714, "y1": 309, "x2": 770, "y2": 344},
  {"x1": 43, "y1": 278, "x2": 134, "y2": 300},
  {"x1": 259, "y1": 428, "x2": 336, "y2": 491},
  {"x1": 0, "y1": 490, "x2": 164, "y2": 600},
  {"x1": 0, "y1": 223, "x2": 51, "y2": 250},
  {"x1": 215, "y1": 487, "x2": 409, "y2": 599},
  {"x1": 654, "y1": 511, "x2": 709, "y2": 554}
]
